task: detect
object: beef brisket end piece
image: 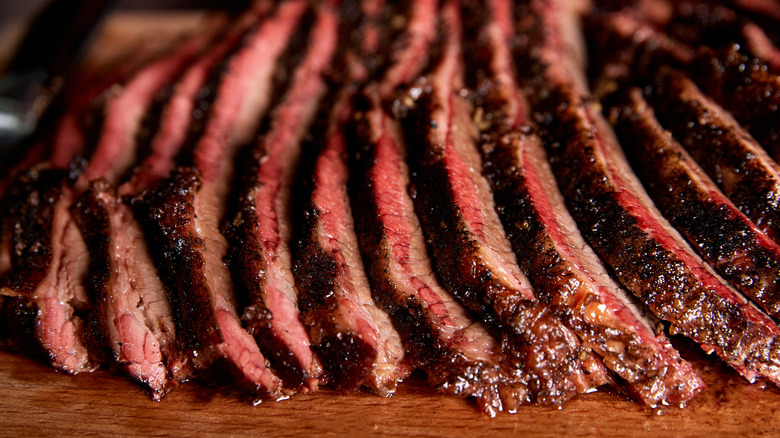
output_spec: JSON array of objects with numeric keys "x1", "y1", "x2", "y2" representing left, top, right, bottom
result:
[
  {"x1": 393, "y1": 0, "x2": 608, "y2": 405},
  {"x1": 227, "y1": 2, "x2": 342, "y2": 392},
  {"x1": 648, "y1": 67, "x2": 780, "y2": 245},
  {"x1": 613, "y1": 87, "x2": 780, "y2": 320},
  {"x1": 0, "y1": 168, "x2": 92, "y2": 373},
  {"x1": 350, "y1": 89, "x2": 528, "y2": 415},
  {"x1": 469, "y1": 0, "x2": 702, "y2": 408},
  {"x1": 687, "y1": 46, "x2": 780, "y2": 162}
]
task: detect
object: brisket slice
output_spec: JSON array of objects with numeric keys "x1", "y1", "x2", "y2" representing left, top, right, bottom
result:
[
  {"x1": 71, "y1": 180, "x2": 177, "y2": 398},
  {"x1": 133, "y1": 0, "x2": 308, "y2": 397},
  {"x1": 686, "y1": 47, "x2": 780, "y2": 162},
  {"x1": 376, "y1": 0, "x2": 438, "y2": 99},
  {"x1": 538, "y1": 82, "x2": 780, "y2": 386},
  {"x1": 648, "y1": 67, "x2": 780, "y2": 245},
  {"x1": 350, "y1": 89, "x2": 527, "y2": 415},
  {"x1": 55, "y1": 31, "x2": 224, "y2": 393},
  {"x1": 291, "y1": 3, "x2": 410, "y2": 395},
  {"x1": 582, "y1": 10, "x2": 694, "y2": 101},
  {"x1": 63, "y1": 7, "x2": 263, "y2": 397},
  {"x1": 0, "y1": 39, "x2": 194, "y2": 373},
  {"x1": 227, "y1": 2, "x2": 340, "y2": 392},
  {"x1": 612, "y1": 87, "x2": 780, "y2": 320},
  {"x1": 78, "y1": 32, "x2": 208, "y2": 187},
  {"x1": 350, "y1": 0, "x2": 527, "y2": 413},
  {"x1": 396, "y1": 0, "x2": 608, "y2": 405},
  {"x1": 526, "y1": 0, "x2": 780, "y2": 385},
  {"x1": 471, "y1": 0, "x2": 702, "y2": 408},
  {"x1": 294, "y1": 88, "x2": 410, "y2": 395},
  {"x1": 0, "y1": 170, "x2": 92, "y2": 373}
]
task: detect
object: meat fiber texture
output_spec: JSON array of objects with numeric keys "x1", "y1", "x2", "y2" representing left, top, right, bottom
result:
[{"x1": 6, "y1": 0, "x2": 780, "y2": 416}]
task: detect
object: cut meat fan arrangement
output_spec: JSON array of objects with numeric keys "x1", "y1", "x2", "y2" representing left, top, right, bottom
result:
[{"x1": 3, "y1": 0, "x2": 780, "y2": 416}]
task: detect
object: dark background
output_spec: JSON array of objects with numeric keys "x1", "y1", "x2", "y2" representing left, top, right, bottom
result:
[{"x1": 0, "y1": 1, "x2": 244, "y2": 32}]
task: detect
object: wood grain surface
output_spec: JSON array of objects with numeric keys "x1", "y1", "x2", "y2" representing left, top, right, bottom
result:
[
  {"x1": 2, "y1": 11, "x2": 780, "y2": 438},
  {"x1": 2, "y1": 337, "x2": 780, "y2": 437}
]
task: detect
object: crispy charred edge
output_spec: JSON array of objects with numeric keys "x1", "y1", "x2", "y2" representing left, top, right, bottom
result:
[
  {"x1": 70, "y1": 181, "x2": 117, "y2": 366},
  {"x1": 535, "y1": 82, "x2": 780, "y2": 384},
  {"x1": 647, "y1": 67, "x2": 780, "y2": 244},
  {"x1": 397, "y1": 82, "x2": 603, "y2": 405},
  {"x1": 291, "y1": 204, "x2": 377, "y2": 392},
  {"x1": 687, "y1": 46, "x2": 780, "y2": 161},
  {"x1": 130, "y1": 168, "x2": 221, "y2": 355},
  {"x1": 612, "y1": 87, "x2": 780, "y2": 318},
  {"x1": 348, "y1": 93, "x2": 527, "y2": 415},
  {"x1": 0, "y1": 167, "x2": 68, "y2": 360}
]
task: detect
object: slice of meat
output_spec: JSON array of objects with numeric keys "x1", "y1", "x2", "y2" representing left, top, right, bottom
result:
[
  {"x1": 0, "y1": 59, "x2": 140, "y2": 279},
  {"x1": 350, "y1": 89, "x2": 528, "y2": 415},
  {"x1": 612, "y1": 87, "x2": 780, "y2": 320},
  {"x1": 64, "y1": 6, "x2": 265, "y2": 398},
  {"x1": 470, "y1": 0, "x2": 702, "y2": 408},
  {"x1": 582, "y1": 9, "x2": 694, "y2": 101},
  {"x1": 0, "y1": 168, "x2": 92, "y2": 373},
  {"x1": 687, "y1": 47, "x2": 780, "y2": 162},
  {"x1": 526, "y1": 0, "x2": 780, "y2": 388},
  {"x1": 133, "y1": 0, "x2": 309, "y2": 398},
  {"x1": 376, "y1": 0, "x2": 437, "y2": 99},
  {"x1": 291, "y1": 1, "x2": 410, "y2": 395},
  {"x1": 79, "y1": 31, "x2": 209, "y2": 188},
  {"x1": 648, "y1": 67, "x2": 780, "y2": 244},
  {"x1": 0, "y1": 31, "x2": 205, "y2": 375},
  {"x1": 349, "y1": 0, "x2": 525, "y2": 414},
  {"x1": 395, "y1": 0, "x2": 608, "y2": 405},
  {"x1": 71, "y1": 180, "x2": 178, "y2": 398},
  {"x1": 227, "y1": 2, "x2": 341, "y2": 392}
]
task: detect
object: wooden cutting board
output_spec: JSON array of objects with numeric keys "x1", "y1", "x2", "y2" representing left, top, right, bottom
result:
[
  {"x1": 2, "y1": 337, "x2": 780, "y2": 437},
  {"x1": 3, "y1": 11, "x2": 780, "y2": 438}
]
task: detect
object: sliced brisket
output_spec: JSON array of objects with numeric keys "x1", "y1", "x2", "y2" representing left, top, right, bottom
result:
[
  {"x1": 350, "y1": 88, "x2": 528, "y2": 414},
  {"x1": 470, "y1": 0, "x2": 702, "y2": 408},
  {"x1": 133, "y1": 0, "x2": 309, "y2": 397},
  {"x1": 613, "y1": 87, "x2": 780, "y2": 320},
  {"x1": 227, "y1": 2, "x2": 341, "y2": 392},
  {"x1": 291, "y1": 0, "x2": 410, "y2": 395},
  {"x1": 0, "y1": 167, "x2": 91, "y2": 373},
  {"x1": 396, "y1": 0, "x2": 608, "y2": 404},
  {"x1": 526, "y1": 0, "x2": 780, "y2": 387},
  {"x1": 648, "y1": 67, "x2": 780, "y2": 244},
  {"x1": 65, "y1": 6, "x2": 264, "y2": 397},
  {"x1": 686, "y1": 47, "x2": 780, "y2": 163}
]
